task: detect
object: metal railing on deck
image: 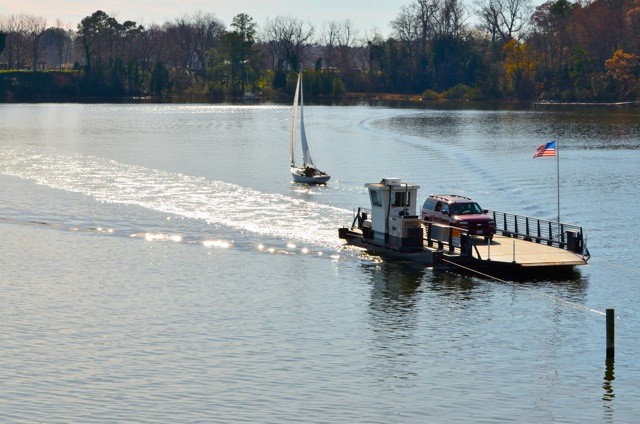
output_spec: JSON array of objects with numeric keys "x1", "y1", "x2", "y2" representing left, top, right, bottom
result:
[
  {"x1": 422, "y1": 211, "x2": 588, "y2": 261},
  {"x1": 486, "y1": 209, "x2": 587, "y2": 255},
  {"x1": 351, "y1": 207, "x2": 372, "y2": 229},
  {"x1": 424, "y1": 222, "x2": 473, "y2": 255}
]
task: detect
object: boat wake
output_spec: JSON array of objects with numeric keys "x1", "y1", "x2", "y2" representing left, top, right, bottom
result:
[
  {"x1": 359, "y1": 111, "x2": 558, "y2": 218},
  {"x1": 0, "y1": 147, "x2": 350, "y2": 251}
]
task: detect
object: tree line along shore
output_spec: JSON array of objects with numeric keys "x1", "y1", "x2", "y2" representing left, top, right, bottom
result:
[{"x1": 1, "y1": 0, "x2": 640, "y2": 103}]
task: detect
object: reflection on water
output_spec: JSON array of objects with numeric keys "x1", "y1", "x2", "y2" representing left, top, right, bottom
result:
[
  {"x1": 363, "y1": 262, "x2": 424, "y2": 346},
  {"x1": 362, "y1": 262, "x2": 425, "y2": 382},
  {"x1": 603, "y1": 358, "x2": 615, "y2": 421},
  {"x1": 386, "y1": 106, "x2": 640, "y2": 151},
  {"x1": 364, "y1": 262, "x2": 424, "y2": 304},
  {"x1": 429, "y1": 270, "x2": 481, "y2": 297}
]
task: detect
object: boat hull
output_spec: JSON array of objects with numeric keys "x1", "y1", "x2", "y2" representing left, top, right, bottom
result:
[{"x1": 291, "y1": 167, "x2": 330, "y2": 184}]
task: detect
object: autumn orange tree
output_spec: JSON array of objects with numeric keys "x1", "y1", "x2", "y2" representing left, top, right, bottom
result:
[{"x1": 605, "y1": 49, "x2": 640, "y2": 100}]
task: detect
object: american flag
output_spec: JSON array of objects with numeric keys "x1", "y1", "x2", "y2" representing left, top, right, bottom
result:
[{"x1": 533, "y1": 141, "x2": 556, "y2": 158}]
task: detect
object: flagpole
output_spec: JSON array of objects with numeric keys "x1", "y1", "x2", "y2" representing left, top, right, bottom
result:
[
  {"x1": 533, "y1": 139, "x2": 561, "y2": 222},
  {"x1": 556, "y1": 138, "x2": 560, "y2": 223}
]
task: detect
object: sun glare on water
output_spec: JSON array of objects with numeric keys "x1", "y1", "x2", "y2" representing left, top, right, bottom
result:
[
  {"x1": 1, "y1": 147, "x2": 350, "y2": 251},
  {"x1": 202, "y1": 239, "x2": 232, "y2": 249}
]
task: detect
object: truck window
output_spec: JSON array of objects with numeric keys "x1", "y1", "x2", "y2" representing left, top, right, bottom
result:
[{"x1": 423, "y1": 198, "x2": 437, "y2": 210}]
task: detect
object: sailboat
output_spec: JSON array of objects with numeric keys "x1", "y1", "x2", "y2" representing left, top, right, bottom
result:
[{"x1": 289, "y1": 69, "x2": 330, "y2": 184}]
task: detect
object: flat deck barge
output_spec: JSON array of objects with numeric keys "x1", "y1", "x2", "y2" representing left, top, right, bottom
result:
[{"x1": 339, "y1": 178, "x2": 590, "y2": 278}]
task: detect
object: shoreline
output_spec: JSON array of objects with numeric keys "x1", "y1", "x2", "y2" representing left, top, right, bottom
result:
[{"x1": 2, "y1": 91, "x2": 639, "y2": 108}]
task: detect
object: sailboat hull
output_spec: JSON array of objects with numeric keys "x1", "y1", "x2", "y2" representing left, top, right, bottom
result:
[{"x1": 291, "y1": 167, "x2": 330, "y2": 184}]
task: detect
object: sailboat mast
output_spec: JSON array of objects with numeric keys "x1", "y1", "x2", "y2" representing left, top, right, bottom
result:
[
  {"x1": 299, "y1": 70, "x2": 313, "y2": 167},
  {"x1": 289, "y1": 73, "x2": 300, "y2": 166}
]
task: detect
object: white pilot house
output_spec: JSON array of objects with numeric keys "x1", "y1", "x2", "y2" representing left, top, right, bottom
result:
[{"x1": 362, "y1": 178, "x2": 423, "y2": 250}]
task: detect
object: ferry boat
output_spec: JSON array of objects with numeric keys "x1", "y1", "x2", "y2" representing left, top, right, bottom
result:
[{"x1": 338, "y1": 178, "x2": 590, "y2": 278}]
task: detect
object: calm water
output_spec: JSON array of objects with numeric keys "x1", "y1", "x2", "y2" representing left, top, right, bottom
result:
[{"x1": 1, "y1": 103, "x2": 639, "y2": 422}]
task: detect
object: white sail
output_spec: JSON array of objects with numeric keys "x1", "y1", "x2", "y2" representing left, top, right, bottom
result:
[
  {"x1": 298, "y1": 72, "x2": 314, "y2": 166},
  {"x1": 289, "y1": 73, "x2": 300, "y2": 166}
]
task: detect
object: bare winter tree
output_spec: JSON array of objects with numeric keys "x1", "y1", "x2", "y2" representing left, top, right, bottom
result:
[
  {"x1": 21, "y1": 14, "x2": 47, "y2": 70},
  {"x1": 320, "y1": 19, "x2": 360, "y2": 74},
  {"x1": 362, "y1": 27, "x2": 385, "y2": 78},
  {"x1": 392, "y1": 0, "x2": 439, "y2": 52},
  {"x1": 161, "y1": 12, "x2": 224, "y2": 72},
  {"x1": 475, "y1": 0, "x2": 533, "y2": 44},
  {"x1": 433, "y1": 0, "x2": 468, "y2": 39},
  {"x1": 191, "y1": 11, "x2": 225, "y2": 71},
  {"x1": 41, "y1": 20, "x2": 75, "y2": 68},
  {"x1": 164, "y1": 16, "x2": 197, "y2": 69},
  {"x1": 138, "y1": 23, "x2": 166, "y2": 65},
  {"x1": 53, "y1": 20, "x2": 74, "y2": 68},
  {"x1": 392, "y1": 4, "x2": 420, "y2": 54},
  {"x1": 390, "y1": 0, "x2": 441, "y2": 86},
  {"x1": 261, "y1": 16, "x2": 314, "y2": 70},
  {"x1": 1, "y1": 14, "x2": 29, "y2": 68}
]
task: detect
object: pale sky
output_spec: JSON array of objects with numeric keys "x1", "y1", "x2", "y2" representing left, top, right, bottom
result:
[{"x1": 1, "y1": 0, "x2": 403, "y2": 36}]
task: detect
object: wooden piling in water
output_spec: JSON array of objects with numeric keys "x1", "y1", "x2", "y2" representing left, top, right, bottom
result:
[{"x1": 606, "y1": 309, "x2": 615, "y2": 360}]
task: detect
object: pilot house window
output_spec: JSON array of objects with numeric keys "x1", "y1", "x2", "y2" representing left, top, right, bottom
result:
[
  {"x1": 392, "y1": 191, "x2": 410, "y2": 207},
  {"x1": 370, "y1": 190, "x2": 382, "y2": 207}
]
